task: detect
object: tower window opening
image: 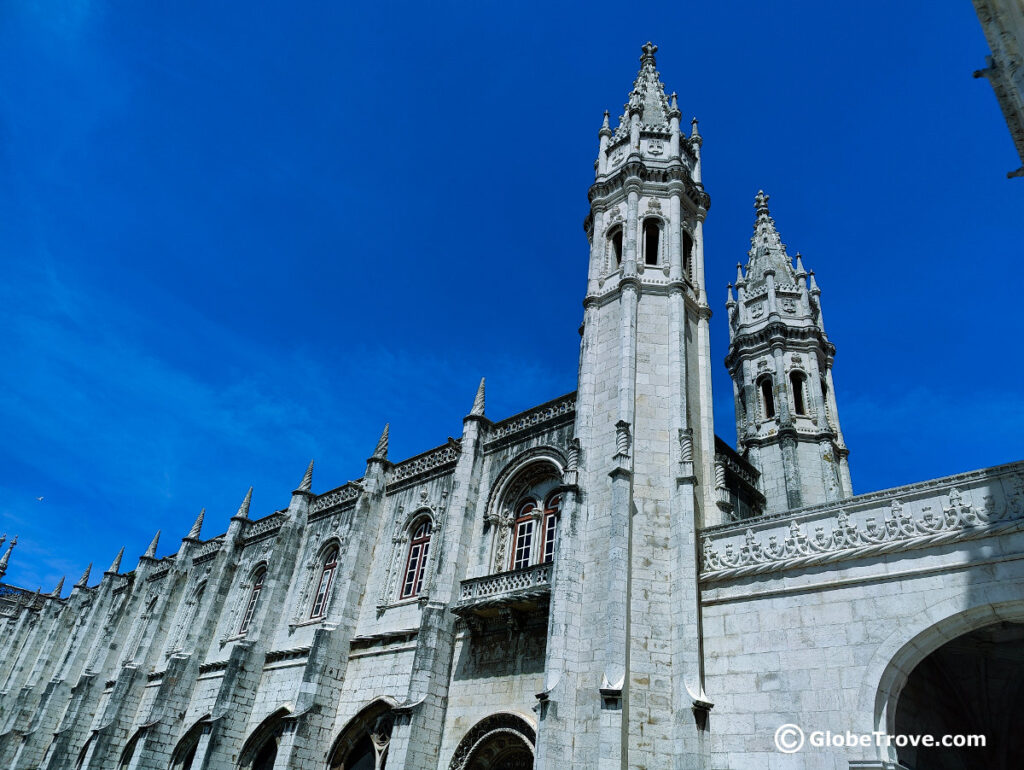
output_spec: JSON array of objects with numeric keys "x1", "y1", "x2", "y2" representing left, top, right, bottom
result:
[
  {"x1": 239, "y1": 566, "x2": 266, "y2": 635},
  {"x1": 609, "y1": 227, "x2": 623, "y2": 266},
  {"x1": 400, "y1": 518, "x2": 432, "y2": 599},
  {"x1": 310, "y1": 547, "x2": 338, "y2": 618},
  {"x1": 790, "y1": 371, "x2": 807, "y2": 416},
  {"x1": 683, "y1": 230, "x2": 694, "y2": 277},
  {"x1": 643, "y1": 219, "x2": 661, "y2": 265},
  {"x1": 759, "y1": 376, "x2": 776, "y2": 419},
  {"x1": 738, "y1": 388, "x2": 747, "y2": 419}
]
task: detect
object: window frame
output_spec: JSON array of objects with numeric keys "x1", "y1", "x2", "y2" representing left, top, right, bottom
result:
[
  {"x1": 310, "y1": 547, "x2": 339, "y2": 619},
  {"x1": 399, "y1": 517, "x2": 433, "y2": 600},
  {"x1": 238, "y1": 565, "x2": 267, "y2": 635},
  {"x1": 510, "y1": 500, "x2": 537, "y2": 571},
  {"x1": 642, "y1": 217, "x2": 662, "y2": 266},
  {"x1": 759, "y1": 375, "x2": 776, "y2": 420}
]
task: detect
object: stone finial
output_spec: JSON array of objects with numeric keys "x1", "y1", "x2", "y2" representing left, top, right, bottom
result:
[
  {"x1": 143, "y1": 530, "x2": 161, "y2": 559},
  {"x1": 185, "y1": 508, "x2": 205, "y2": 540},
  {"x1": 726, "y1": 283, "x2": 735, "y2": 307},
  {"x1": 640, "y1": 41, "x2": 658, "y2": 64},
  {"x1": 600, "y1": 110, "x2": 611, "y2": 135},
  {"x1": 808, "y1": 271, "x2": 820, "y2": 294},
  {"x1": 107, "y1": 546, "x2": 125, "y2": 574},
  {"x1": 754, "y1": 190, "x2": 771, "y2": 218},
  {"x1": 235, "y1": 486, "x2": 253, "y2": 519},
  {"x1": 470, "y1": 378, "x2": 486, "y2": 417},
  {"x1": 51, "y1": 575, "x2": 65, "y2": 597},
  {"x1": 298, "y1": 460, "x2": 314, "y2": 492},
  {"x1": 74, "y1": 563, "x2": 92, "y2": 589},
  {"x1": 735, "y1": 263, "x2": 745, "y2": 285},
  {"x1": 795, "y1": 252, "x2": 807, "y2": 277},
  {"x1": 373, "y1": 425, "x2": 390, "y2": 460}
]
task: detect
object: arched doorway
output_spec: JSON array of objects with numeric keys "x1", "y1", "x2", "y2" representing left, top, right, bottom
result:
[
  {"x1": 237, "y1": 707, "x2": 289, "y2": 770},
  {"x1": 327, "y1": 699, "x2": 396, "y2": 770},
  {"x1": 448, "y1": 713, "x2": 535, "y2": 770},
  {"x1": 893, "y1": 621, "x2": 1024, "y2": 769}
]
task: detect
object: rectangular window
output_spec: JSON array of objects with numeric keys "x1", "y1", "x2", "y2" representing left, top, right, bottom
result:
[
  {"x1": 543, "y1": 514, "x2": 557, "y2": 563},
  {"x1": 512, "y1": 520, "x2": 534, "y2": 570},
  {"x1": 311, "y1": 567, "x2": 334, "y2": 617},
  {"x1": 401, "y1": 542, "x2": 424, "y2": 598}
]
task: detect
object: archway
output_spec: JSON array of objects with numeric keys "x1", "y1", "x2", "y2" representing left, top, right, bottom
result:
[
  {"x1": 892, "y1": 621, "x2": 1024, "y2": 769},
  {"x1": 327, "y1": 699, "x2": 396, "y2": 770},
  {"x1": 238, "y1": 707, "x2": 289, "y2": 770},
  {"x1": 448, "y1": 713, "x2": 535, "y2": 770}
]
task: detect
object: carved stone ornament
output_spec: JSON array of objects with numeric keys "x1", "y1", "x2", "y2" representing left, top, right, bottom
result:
[
  {"x1": 750, "y1": 302, "x2": 765, "y2": 319},
  {"x1": 781, "y1": 298, "x2": 796, "y2": 313},
  {"x1": 648, "y1": 139, "x2": 664, "y2": 155}
]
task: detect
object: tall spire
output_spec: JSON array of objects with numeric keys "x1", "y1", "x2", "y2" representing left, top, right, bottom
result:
[
  {"x1": 143, "y1": 530, "x2": 161, "y2": 559},
  {"x1": 51, "y1": 575, "x2": 65, "y2": 597},
  {"x1": 107, "y1": 546, "x2": 125, "y2": 574},
  {"x1": 298, "y1": 460, "x2": 314, "y2": 492},
  {"x1": 0, "y1": 535, "x2": 16, "y2": 578},
  {"x1": 74, "y1": 563, "x2": 92, "y2": 589},
  {"x1": 470, "y1": 378, "x2": 486, "y2": 417},
  {"x1": 185, "y1": 508, "x2": 205, "y2": 540},
  {"x1": 613, "y1": 42, "x2": 672, "y2": 137},
  {"x1": 744, "y1": 190, "x2": 797, "y2": 289},
  {"x1": 373, "y1": 424, "x2": 390, "y2": 460},
  {"x1": 234, "y1": 486, "x2": 253, "y2": 519}
]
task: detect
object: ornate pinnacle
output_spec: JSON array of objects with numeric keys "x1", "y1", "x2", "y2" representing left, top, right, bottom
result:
[
  {"x1": 75, "y1": 563, "x2": 92, "y2": 589},
  {"x1": 599, "y1": 110, "x2": 611, "y2": 136},
  {"x1": 754, "y1": 190, "x2": 771, "y2": 218},
  {"x1": 795, "y1": 252, "x2": 807, "y2": 277},
  {"x1": 640, "y1": 41, "x2": 658, "y2": 66},
  {"x1": 107, "y1": 546, "x2": 125, "y2": 574},
  {"x1": 726, "y1": 284, "x2": 736, "y2": 307},
  {"x1": 143, "y1": 530, "x2": 161, "y2": 559},
  {"x1": 0, "y1": 535, "x2": 16, "y2": 574},
  {"x1": 373, "y1": 424, "x2": 390, "y2": 460},
  {"x1": 808, "y1": 271, "x2": 820, "y2": 294},
  {"x1": 299, "y1": 460, "x2": 314, "y2": 492},
  {"x1": 185, "y1": 508, "x2": 205, "y2": 540},
  {"x1": 735, "y1": 263, "x2": 745, "y2": 285},
  {"x1": 235, "y1": 486, "x2": 253, "y2": 519},
  {"x1": 470, "y1": 378, "x2": 486, "y2": 417},
  {"x1": 51, "y1": 575, "x2": 65, "y2": 597}
]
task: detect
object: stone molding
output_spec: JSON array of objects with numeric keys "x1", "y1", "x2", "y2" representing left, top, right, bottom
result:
[
  {"x1": 310, "y1": 481, "x2": 362, "y2": 517},
  {"x1": 701, "y1": 463, "x2": 1024, "y2": 581},
  {"x1": 483, "y1": 394, "x2": 576, "y2": 452}
]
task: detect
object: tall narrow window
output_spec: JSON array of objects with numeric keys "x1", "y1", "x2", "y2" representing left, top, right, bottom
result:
[
  {"x1": 759, "y1": 377, "x2": 776, "y2": 419},
  {"x1": 790, "y1": 372, "x2": 807, "y2": 416},
  {"x1": 239, "y1": 567, "x2": 266, "y2": 634},
  {"x1": 310, "y1": 547, "x2": 338, "y2": 618},
  {"x1": 541, "y1": 494, "x2": 561, "y2": 564},
  {"x1": 643, "y1": 219, "x2": 660, "y2": 265},
  {"x1": 609, "y1": 227, "x2": 623, "y2": 266},
  {"x1": 511, "y1": 501, "x2": 536, "y2": 570},
  {"x1": 683, "y1": 230, "x2": 694, "y2": 277},
  {"x1": 400, "y1": 519, "x2": 432, "y2": 599}
]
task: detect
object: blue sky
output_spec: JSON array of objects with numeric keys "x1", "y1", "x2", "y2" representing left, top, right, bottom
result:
[{"x1": 1, "y1": 2, "x2": 1021, "y2": 592}]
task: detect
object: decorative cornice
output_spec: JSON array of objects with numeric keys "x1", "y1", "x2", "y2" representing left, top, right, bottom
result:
[
  {"x1": 310, "y1": 481, "x2": 362, "y2": 516},
  {"x1": 484, "y1": 393, "x2": 576, "y2": 452},
  {"x1": 388, "y1": 440, "x2": 461, "y2": 490}
]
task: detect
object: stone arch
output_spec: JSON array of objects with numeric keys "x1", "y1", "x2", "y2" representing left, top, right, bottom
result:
[
  {"x1": 116, "y1": 726, "x2": 145, "y2": 770},
  {"x1": 857, "y1": 586, "x2": 1024, "y2": 764},
  {"x1": 448, "y1": 712, "x2": 536, "y2": 770},
  {"x1": 326, "y1": 697, "x2": 398, "y2": 770},
  {"x1": 484, "y1": 448, "x2": 566, "y2": 524},
  {"x1": 169, "y1": 714, "x2": 210, "y2": 770},
  {"x1": 238, "y1": 706, "x2": 290, "y2": 770}
]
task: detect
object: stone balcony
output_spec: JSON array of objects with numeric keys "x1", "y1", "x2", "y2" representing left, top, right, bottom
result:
[{"x1": 452, "y1": 563, "x2": 552, "y2": 619}]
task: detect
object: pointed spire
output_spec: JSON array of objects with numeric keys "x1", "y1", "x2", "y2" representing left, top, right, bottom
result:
[
  {"x1": 298, "y1": 460, "x2": 314, "y2": 492},
  {"x1": 185, "y1": 508, "x2": 205, "y2": 540},
  {"x1": 690, "y1": 116, "x2": 702, "y2": 145},
  {"x1": 470, "y1": 378, "x2": 486, "y2": 417},
  {"x1": 613, "y1": 42, "x2": 672, "y2": 135},
  {"x1": 795, "y1": 252, "x2": 807, "y2": 278},
  {"x1": 234, "y1": 486, "x2": 253, "y2": 519},
  {"x1": 745, "y1": 190, "x2": 797, "y2": 290},
  {"x1": 599, "y1": 110, "x2": 611, "y2": 136},
  {"x1": 373, "y1": 424, "x2": 389, "y2": 460},
  {"x1": 726, "y1": 283, "x2": 736, "y2": 308},
  {"x1": 0, "y1": 535, "x2": 16, "y2": 575},
  {"x1": 75, "y1": 563, "x2": 92, "y2": 589},
  {"x1": 107, "y1": 546, "x2": 125, "y2": 574},
  {"x1": 809, "y1": 270, "x2": 820, "y2": 294},
  {"x1": 51, "y1": 575, "x2": 65, "y2": 597},
  {"x1": 144, "y1": 530, "x2": 161, "y2": 559}
]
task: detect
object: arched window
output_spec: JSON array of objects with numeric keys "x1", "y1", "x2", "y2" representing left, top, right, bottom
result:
[
  {"x1": 310, "y1": 547, "x2": 339, "y2": 618},
  {"x1": 510, "y1": 501, "x2": 536, "y2": 571},
  {"x1": 400, "y1": 518, "x2": 432, "y2": 600},
  {"x1": 790, "y1": 371, "x2": 807, "y2": 416},
  {"x1": 759, "y1": 376, "x2": 776, "y2": 419},
  {"x1": 608, "y1": 226, "x2": 623, "y2": 266},
  {"x1": 542, "y1": 493, "x2": 562, "y2": 564},
  {"x1": 239, "y1": 566, "x2": 266, "y2": 634},
  {"x1": 328, "y1": 700, "x2": 396, "y2": 770},
  {"x1": 682, "y1": 230, "x2": 694, "y2": 277},
  {"x1": 642, "y1": 219, "x2": 661, "y2": 265}
]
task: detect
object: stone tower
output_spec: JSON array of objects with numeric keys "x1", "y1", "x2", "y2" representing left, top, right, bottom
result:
[
  {"x1": 535, "y1": 42, "x2": 716, "y2": 768},
  {"x1": 724, "y1": 191, "x2": 852, "y2": 513}
]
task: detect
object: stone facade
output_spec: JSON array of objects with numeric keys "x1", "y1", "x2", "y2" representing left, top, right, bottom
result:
[{"x1": 1, "y1": 43, "x2": 1022, "y2": 770}]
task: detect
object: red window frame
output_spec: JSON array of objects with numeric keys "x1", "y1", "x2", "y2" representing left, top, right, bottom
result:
[
  {"x1": 510, "y1": 501, "x2": 537, "y2": 571},
  {"x1": 310, "y1": 547, "x2": 338, "y2": 618},
  {"x1": 400, "y1": 519, "x2": 432, "y2": 599},
  {"x1": 239, "y1": 567, "x2": 266, "y2": 634}
]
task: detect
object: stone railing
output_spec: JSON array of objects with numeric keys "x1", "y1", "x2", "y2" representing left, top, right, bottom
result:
[
  {"x1": 485, "y1": 393, "x2": 576, "y2": 447},
  {"x1": 311, "y1": 481, "x2": 362, "y2": 515},
  {"x1": 244, "y1": 512, "x2": 286, "y2": 543},
  {"x1": 453, "y1": 563, "x2": 552, "y2": 616},
  {"x1": 390, "y1": 441, "x2": 461, "y2": 485},
  {"x1": 700, "y1": 462, "x2": 1024, "y2": 582},
  {"x1": 192, "y1": 538, "x2": 223, "y2": 562}
]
